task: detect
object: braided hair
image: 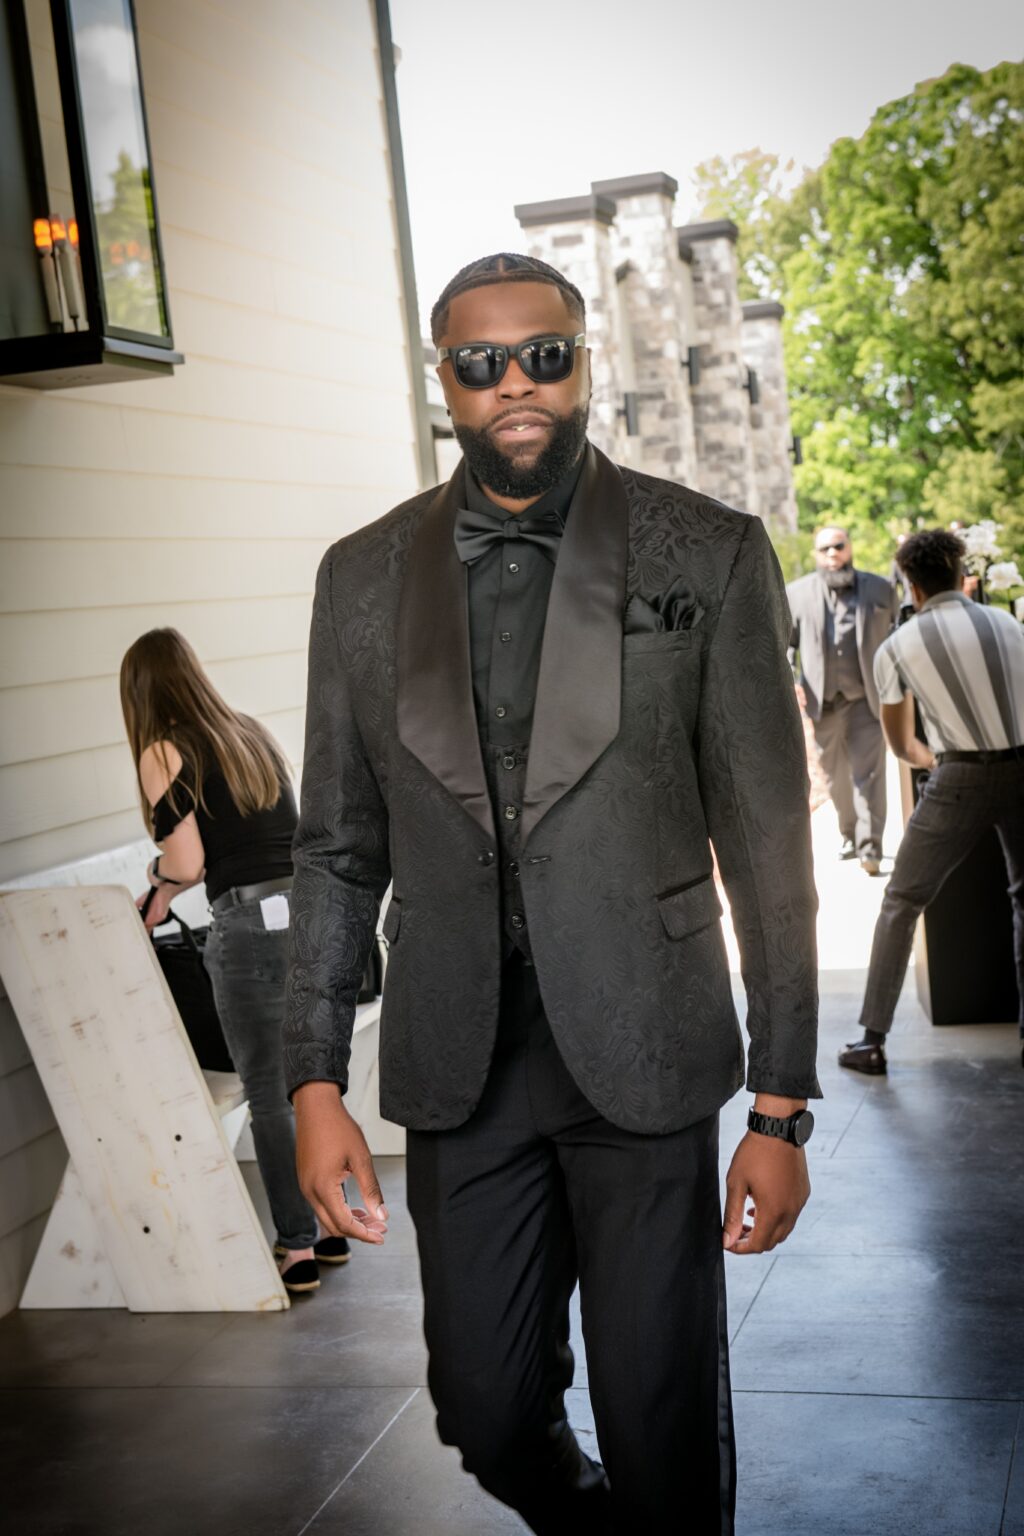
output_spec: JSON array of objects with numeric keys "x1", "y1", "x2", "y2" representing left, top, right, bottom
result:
[{"x1": 430, "y1": 252, "x2": 585, "y2": 344}]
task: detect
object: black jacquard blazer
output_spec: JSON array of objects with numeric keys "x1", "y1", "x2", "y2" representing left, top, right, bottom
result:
[{"x1": 284, "y1": 445, "x2": 820, "y2": 1134}]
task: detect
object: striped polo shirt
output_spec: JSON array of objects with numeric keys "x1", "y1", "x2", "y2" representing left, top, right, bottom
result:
[{"x1": 873, "y1": 590, "x2": 1024, "y2": 753}]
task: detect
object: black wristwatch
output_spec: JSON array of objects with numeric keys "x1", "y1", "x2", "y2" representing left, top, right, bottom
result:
[{"x1": 747, "y1": 1107, "x2": 814, "y2": 1147}]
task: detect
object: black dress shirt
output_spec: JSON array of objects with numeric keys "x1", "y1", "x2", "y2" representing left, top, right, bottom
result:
[{"x1": 458, "y1": 455, "x2": 585, "y2": 746}]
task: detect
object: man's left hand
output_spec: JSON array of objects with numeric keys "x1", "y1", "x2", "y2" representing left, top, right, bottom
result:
[{"x1": 723, "y1": 1104, "x2": 811, "y2": 1254}]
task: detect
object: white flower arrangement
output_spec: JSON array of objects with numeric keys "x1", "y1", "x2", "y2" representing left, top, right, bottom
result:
[
  {"x1": 959, "y1": 519, "x2": 1003, "y2": 570},
  {"x1": 986, "y1": 560, "x2": 1023, "y2": 592}
]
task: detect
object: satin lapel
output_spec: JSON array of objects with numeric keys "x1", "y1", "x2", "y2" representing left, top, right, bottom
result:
[
  {"x1": 396, "y1": 464, "x2": 495, "y2": 844},
  {"x1": 854, "y1": 579, "x2": 867, "y2": 663},
  {"x1": 521, "y1": 444, "x2": 628, "y2": 846}
]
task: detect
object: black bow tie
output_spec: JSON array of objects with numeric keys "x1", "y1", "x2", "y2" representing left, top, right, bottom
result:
[{"x1": 454, "y1": 505, "x2": 564, "y2": 566}]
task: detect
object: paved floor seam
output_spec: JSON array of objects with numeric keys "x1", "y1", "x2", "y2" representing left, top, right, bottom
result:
[{"x1": 296, "y1": 1386, "x2": 420, "y2": 1536}]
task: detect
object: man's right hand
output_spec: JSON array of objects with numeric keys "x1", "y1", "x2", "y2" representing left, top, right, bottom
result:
[{"x1": 293, "y1": 1083, "x2": 389, "y2": 1246}]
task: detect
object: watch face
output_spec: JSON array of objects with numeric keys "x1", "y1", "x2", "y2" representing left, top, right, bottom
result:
[{"x1": 792, "y1": 1110, "x2": 814, "y2": 1147}]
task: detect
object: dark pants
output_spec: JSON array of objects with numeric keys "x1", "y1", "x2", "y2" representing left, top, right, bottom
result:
[
  {"x1": 813, "y1": 695, "x2": 887, "y2": 857},
  {"x1": 860, "y1": 758, "x2": 1024, "y2": 1035},
  {"x1": 406, "y1": 954, "x2": 736, "y2": 1536},
  {"x1": 203, "y1": 898, "x2": 318, "y2": 1249}
]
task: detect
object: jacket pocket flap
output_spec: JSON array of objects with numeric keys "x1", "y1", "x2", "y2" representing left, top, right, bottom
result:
[
  {"x1": 381, "y1": 898, "x2": 402, "y2": 944},
  {"x1": 657, "y1": 878, "x2": 722, "y2": 940}
]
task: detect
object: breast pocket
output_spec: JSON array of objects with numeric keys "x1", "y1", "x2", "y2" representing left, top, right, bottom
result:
[{"x1": 623, "y1": 629, "x2": 697, "y2": 657}]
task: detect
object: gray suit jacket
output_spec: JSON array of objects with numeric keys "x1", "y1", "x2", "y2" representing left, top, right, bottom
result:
[
  {"x1": 284, "y1": 446, "x2": 820, "y2": 1135},
  {"x1": 786, "y1": 569, "x2": 898, "y2": 721}
]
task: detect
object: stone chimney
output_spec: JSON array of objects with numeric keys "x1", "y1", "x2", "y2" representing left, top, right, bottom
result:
[
  {"x1": 513, "y1": 193, "x2": 625, "y2": 462},
  {"x1": 591, "y1": 174, "x2": 698, "y2": 484},
  {"x1": 741, "y1": 301, "x2": 797, "y2": 533},
  {"x1": 675, "y1": 219, "x2": 757, "y2": 514}
]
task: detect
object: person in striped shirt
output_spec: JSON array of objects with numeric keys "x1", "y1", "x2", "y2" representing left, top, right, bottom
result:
[{"x1": 839, "y1": 528, "x2": 1024, "y2": 1074}]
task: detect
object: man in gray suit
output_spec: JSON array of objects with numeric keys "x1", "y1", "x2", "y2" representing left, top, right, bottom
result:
[
  {"x1": 285, "y1": 254, "x2": 820, "y2": 1535},
  {"x1": 787, "y1": 528, "x2": 898, "y2": 874}
]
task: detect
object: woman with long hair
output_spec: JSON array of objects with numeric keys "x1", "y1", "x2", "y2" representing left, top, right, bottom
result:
[{"x1": 120, "y1": 628, "x2": 347, "y2": 1295}]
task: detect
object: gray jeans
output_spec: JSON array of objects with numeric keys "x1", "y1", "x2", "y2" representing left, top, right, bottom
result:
[
  {"x1": 860, "y1": 758, "x2": 1024, "y2": 1035},
  {"x1": 813, "y1": 696, "x2": 887, "y2": 857},
  {"x1": 203, "y1": 898, "x2": 318, "y2": 1249}
]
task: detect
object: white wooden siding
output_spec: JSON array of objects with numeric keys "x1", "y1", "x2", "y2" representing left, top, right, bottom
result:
[{"x1": 0, "y1": 0, "x2": 421, "y2": 1313}]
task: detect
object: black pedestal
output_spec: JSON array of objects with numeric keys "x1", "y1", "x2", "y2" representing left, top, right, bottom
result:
[{"x1": 906, "y1": 768, "x2": 1020, "y2": 1025}]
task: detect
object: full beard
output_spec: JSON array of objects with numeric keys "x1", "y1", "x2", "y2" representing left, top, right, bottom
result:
[
  {"x1": 454, "y1": 404, "x2": 590, "y2": 499},
  {"x1": 823, "y1": 563, "x2": 855, "y2": 590}
]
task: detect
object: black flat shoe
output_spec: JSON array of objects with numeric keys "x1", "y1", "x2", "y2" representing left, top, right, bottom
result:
[
  {"x1": 838, "y1": 1040, "x2": 887, "y2": 1075},
  {"x1": 279, "y1": 1258, "x2": 320, "y2": 1294},
  {"x1": 313, "y1": 1236, "x2": 351, "y2": 1265},
  {"x1": 839, "y1": 838, "x2": 857, "y2": 861}
]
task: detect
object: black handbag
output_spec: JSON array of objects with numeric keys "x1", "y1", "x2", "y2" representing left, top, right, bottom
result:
[{"x1": 141, "y1": 890, "x2": 235, "y2": 1073}]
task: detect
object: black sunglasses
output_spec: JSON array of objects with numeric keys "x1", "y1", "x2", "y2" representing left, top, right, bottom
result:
[
  {"x1": 437, "y1": 332, "x2": 585, "y2": 390},
  {"x1": 817, "y1": 541, "x2": 848, "y2": 553}
]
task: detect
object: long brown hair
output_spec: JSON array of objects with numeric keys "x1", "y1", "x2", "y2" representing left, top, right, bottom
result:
[{"x1": 120, "y1": 628, "x2": 289, "y2": 834}]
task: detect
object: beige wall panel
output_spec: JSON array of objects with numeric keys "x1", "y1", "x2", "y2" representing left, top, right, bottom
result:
[
  {"x1": 0, "y1": 466, "x2": 388, "y2": 544},
  {"x1": 0, "y1": 393, "x2": 416, "y2": 487},
  {"x1": 153, "y1": 163, "x2": 398, "y2": 291},
  {"x1": 0, "y1": 1211, "x2": 49, "y2": 1318},
  {"x1": 0, "y1": 595, "x2": 317, "y2": 691},
  {"x1": 203, "y1": 0, "x2": 377, "y2": 62},
  {"x1": 138, "y1": 31, "x2": 388, "y2": 188},
  {"x1": 0, "y1": 1065, "x2": 55, "y2": 1161},
  {"x1": 169, "y1": 293, "x2": 408, "y2": 387},
  {"x1": 0, "y1": 1130, "x2": 67, "y2": 1236},
  {"x1": 143, "y1": 96, "x2": 394, "y2": 247},
  {"x1": 137, "y1": 0, "x2": 376, "y2": 117},
  {"x1": 59, "y1": 356, "x2": 410, "y2": 441},
  {"x1": 0, "y1": 991, "x2": 33, "y2": 1078},
  {"x1": 1, "y1": 539, "x2": 324, "y2": 613},
  {"x1": 0, "y1": 745, "x2": 138, "y2": 845},
  {"x1": 0, "y1": 811, "x2": 148, "y2": 885},
  {"x1": 1, "y1": 652, "x2": 305, "y2": 769}
]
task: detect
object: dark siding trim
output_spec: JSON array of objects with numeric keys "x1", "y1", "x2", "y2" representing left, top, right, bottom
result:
[{"x1": 374, "y1": 0, "x2": 434, "y2": 490}]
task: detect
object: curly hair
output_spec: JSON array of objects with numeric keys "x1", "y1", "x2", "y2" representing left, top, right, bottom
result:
[
  {"x1": 430, "y1": 253, "x2": 585, "y2": 344},
  {"x1": 897, "y1": 529, "x2": 966, "y2": 597}
]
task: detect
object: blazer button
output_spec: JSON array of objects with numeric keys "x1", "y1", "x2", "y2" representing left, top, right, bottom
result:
[
  {"x1": 478, "y1": 850, "x2": 495, "y2": 866},
  {"x1": 502, "y1": 753, "x2": 517, "y2": 770},
  {"x1": 509, "y1": 861, "x2": 520, "y2": 877},
  {"x1": 510, "y1": 913, "x2": 526, "y2": 930},
  {"x1": 508, "y1": 562, "x2": 520, "y2": 574},
  {"x1": 495, "y1": 705, "x2": 507, "y2": 719}
]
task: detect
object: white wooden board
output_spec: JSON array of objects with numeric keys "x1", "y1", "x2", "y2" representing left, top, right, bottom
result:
[{"x1": 0, "y1": 885, "x2": 288, "y2": 1312}]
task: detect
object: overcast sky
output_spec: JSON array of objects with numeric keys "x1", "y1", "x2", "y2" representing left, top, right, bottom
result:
[{"x1": 388, "y1": 0, "x2": 1022, "y2": 333}]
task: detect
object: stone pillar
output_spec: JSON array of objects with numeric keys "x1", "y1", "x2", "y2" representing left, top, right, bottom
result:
[
  {"x1": 741, "y1": 301, "x2": 798, "y2": 533},
  {"x1": 676, "y1": 219, "x2": 758, "y2": 514},
  {"x1": 513, "y1": 194, "x2": 625, "y2": 462},
  {"x1": 592, "y1": 174, "x2": 698, "y2": 484}
]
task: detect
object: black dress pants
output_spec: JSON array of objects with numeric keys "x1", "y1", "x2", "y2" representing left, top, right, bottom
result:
[{"x1": 406, "y1": 953, "x2": 736, "y2": 1535}]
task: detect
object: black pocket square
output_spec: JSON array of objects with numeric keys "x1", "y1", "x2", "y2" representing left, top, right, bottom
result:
[{"x1": 624, "y1": 580, "x2": 704, "y2": 636}]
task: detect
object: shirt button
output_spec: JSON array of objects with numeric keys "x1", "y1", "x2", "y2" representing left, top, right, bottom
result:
[
  {"x1": 508, "y1": 562, "x2": 519, "y2": 573},
  {"x1": 510, "y1": 913, "x2": 526, "y2": 930},
  {"x1": 478, "y1": 850, "x2": 495, "y2": 866},
  {"x1": 500, "y1": 631, "x2": 512, "y2": 643},
  {"x1": 509, "y1": 860, "x2": 520, "y2": 877},
  {"x1": 503, "y1": 804, "x2": 519, "y2": 821},
  {"x1": 502, "y1": 753, "x2": 517, "y2": 770},
  {"x1": 495, "y1": 705, "x2": 507, "y2": 719}
]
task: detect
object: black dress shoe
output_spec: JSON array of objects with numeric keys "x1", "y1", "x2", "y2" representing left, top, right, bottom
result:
[
  {"x1": 838, "y1": 1040, "x2": 887, "y2": 1075},
  {"x1": 839, "y1": 838, "x2": 857, "y2": 861},
  {"x1": 279, "y1": 1257, "x2": 320, "y2": 1294}
]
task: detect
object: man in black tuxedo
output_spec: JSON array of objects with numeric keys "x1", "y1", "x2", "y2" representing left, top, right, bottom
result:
[{"x1": 285, "y1": 254, "x2": 820, "y2": 1535}]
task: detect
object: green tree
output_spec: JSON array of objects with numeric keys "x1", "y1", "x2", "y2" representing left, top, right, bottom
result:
[{"x1": 710, "y1": 64, "x2": 1024, "y2": 575}]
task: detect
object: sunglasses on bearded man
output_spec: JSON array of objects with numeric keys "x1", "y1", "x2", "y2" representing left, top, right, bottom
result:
[{"x1": 437, "y1": 333, "x2": 586, "y2": 390}]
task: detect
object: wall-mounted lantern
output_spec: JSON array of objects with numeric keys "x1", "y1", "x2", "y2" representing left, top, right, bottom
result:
[
  {"x1": 617, "y1": 391, "x2": 640, "y2": 437},
  {"x1": 0, "y1": 0, "x2": 182, "y2": 388},
  {"x1": 685, "y1": 345, "x2": 701, "y2": 387},
  {"x1": 744, "y1": 367, "x2": 760, "y2": 406}
]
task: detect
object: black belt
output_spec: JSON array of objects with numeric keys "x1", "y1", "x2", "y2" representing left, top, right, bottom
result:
[
  {"x1": 211, "y1": 876, "x2": 293, "y2": 915},
  {"x1": 936, "y1": 746, "x2": 1024, "y2": 765}
]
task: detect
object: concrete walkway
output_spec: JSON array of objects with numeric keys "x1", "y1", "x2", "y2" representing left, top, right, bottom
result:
[{"x1": 2, "y1": 754, "x2": 1022, "y2": 1535}]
